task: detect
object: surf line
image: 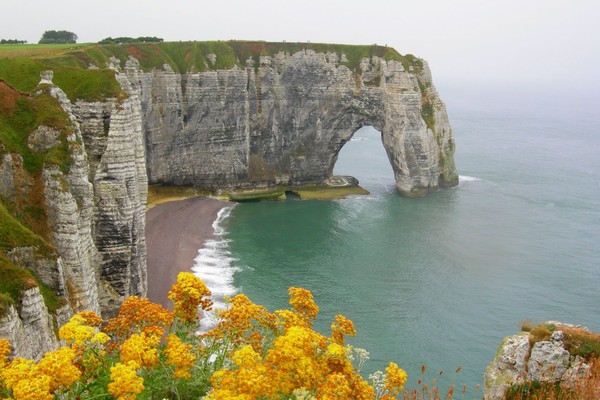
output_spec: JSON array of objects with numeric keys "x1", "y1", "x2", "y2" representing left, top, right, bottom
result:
[{"x1": 192, "y1": 204, "x2": 239, "y2": 331}]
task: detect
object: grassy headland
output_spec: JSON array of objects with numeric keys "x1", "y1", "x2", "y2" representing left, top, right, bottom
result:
[{"x1": 1, "y1": 40, "x2": 422, "y2": 102}]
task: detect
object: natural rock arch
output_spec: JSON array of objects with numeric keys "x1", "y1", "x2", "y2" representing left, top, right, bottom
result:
[
  {"x1": 328, "y1": 125, "x2": 395, "y2": 185},
  {"x1": 134, "y1": 49, "x2": 458, "y2": 196}
]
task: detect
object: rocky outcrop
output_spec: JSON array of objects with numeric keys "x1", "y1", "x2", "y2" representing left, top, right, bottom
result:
[
  {"x1": 0, "y1": 288, "x2": 64, "y2": 360},
  {"x1": 131, "y1": 49, "x2": 457, "y2": 196},
  {"x1": 484, "y1": 323, "x2": 594, "y2": 400}
]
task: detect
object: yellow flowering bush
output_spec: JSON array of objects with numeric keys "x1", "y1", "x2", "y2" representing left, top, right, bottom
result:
[
  {"x1": 384, "y1": 362, "x2": 408, "y2": 395},
  {"x1": 104, "y1": 296, "x2": 174, "y2": 341},
  {"x1": 108, "y1": 361, "x2": 145, "y2": 400},
  {"x1": 168, "y1": 271, "x2": 213, "y2": 323},
  {"x1": 58, "y1": 313, "x2": 97, "y2": 346},
  {"x1": 0, "y1": 339, "x2": 10, "y2": 368},
  {"x1": 120, "y1": 332, "x2": 160, "y2": 369},
  {"x1": 2, "y1": 358, "x2": 54, "y2": 400},
  {"x1": 0, "y1": 271, "x2": 408, "y2": 399},
  {"x1": 164, "y1": 334, "x2": 196, "y2": 379},
  {"x1": 37, "y1": 347, "x2": 81, "y2": 392}
]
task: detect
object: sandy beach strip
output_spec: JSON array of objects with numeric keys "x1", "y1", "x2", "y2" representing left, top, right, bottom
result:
[{"x1": 145, "y1": 196, "x2": 230, "y2": 309}]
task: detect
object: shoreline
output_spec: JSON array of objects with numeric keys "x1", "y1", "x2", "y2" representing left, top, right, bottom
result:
[{"x1": 145, "y1": 196, "x2": 231, "y2": 309}]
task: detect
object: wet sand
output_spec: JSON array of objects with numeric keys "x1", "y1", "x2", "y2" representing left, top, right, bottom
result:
[{"x1": 145, "y1": 197, "x2": 230, "y2": 308}]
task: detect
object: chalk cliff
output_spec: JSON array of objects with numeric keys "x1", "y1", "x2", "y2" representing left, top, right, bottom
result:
[
  {"x1": 0, "y1": 41, "x2": 457, "y2": 358},
  {"x1": 0, "y1": 70, "x2": 147, "y2": 358},
  {"x1": 131, "y1": 48, "x2": 457, "y2": 196}
]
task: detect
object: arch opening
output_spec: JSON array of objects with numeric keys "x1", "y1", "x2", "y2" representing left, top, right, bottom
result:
[{"x1": 332, "y1": 126, "x2": 397, "y2": 195}]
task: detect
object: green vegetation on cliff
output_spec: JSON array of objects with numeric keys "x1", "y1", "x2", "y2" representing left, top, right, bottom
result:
[
  {"x1": 0, "y1": 200, "x2": 60, "y2": 315},
  {"x1": 0, "y1": 79, "x2": 68, "y2": 315},
  {"x1": 0, "y1": 41, "x2": 422, "y2": 102}
]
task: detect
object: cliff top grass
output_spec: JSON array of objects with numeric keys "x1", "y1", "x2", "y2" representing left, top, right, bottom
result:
[
  {"x1": 0, "y1": 81, "x2": 73, "y2": 175},
  {"x1": 0, "y1": 40, "x2": 422, "y2": 102}
]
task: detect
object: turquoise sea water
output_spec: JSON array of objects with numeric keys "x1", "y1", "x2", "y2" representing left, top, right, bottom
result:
[{"x1": 194, "y1": 85, "x2": 600, "y2": 390}]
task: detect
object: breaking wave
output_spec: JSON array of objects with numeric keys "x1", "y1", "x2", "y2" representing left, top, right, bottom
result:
[{"x1": 192, "y1": 205, "x2": 238, "y2": 331}]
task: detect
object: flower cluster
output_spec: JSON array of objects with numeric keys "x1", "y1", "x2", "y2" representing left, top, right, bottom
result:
[
  {"x1": 0, "y1": 339, "x2": 10, "y2": 368},
  {"x1": 168, "y1": 271, "x2": 213, "y2": 323},
  {"x1": 331, "y1": 314, "x2": 357, "y2": 345},
  {"x1": 1, "y1": 349, "x2": 79, "y2": 400},
  {"x1": 120, "y1": 332, "x2": 160, "y2": 369},
  {"x1": 384, "y1": 362, "x2": 408, "y2": 395},
  {"x1": 164, "y1": 334, "x2": 196, "y2": 379},
  {"x1": 107, "y1": 361, "x2": 144, "y2": 400},
  {"x1": 37, "y1": 347, "x2": 81, "y2": 392},
  {"x1": 207, "y1": 293, "x2": 277, "y2": 351},
  {"x1": 0, "y1": 271, "x2": 408, "y2": 400},
  {"x1": 206, "y1": 290, "x2": 380, "y2": 399},
  {"x1": 104, "y1": 296, "x2": 174, "y2": 341},
  {"x1": 288, "y1": 287, "x2": 319, "y2": 324},
  {"x1": 58, "y1": 313, "x2": 97, "y2": 346}
]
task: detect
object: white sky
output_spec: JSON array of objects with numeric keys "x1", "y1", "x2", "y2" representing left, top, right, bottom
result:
[{"x1": 3, "y1": 0, "x2": 600, "y2": 91}]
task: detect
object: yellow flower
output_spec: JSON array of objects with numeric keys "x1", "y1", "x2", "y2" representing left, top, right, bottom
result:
[
  {"x1": 120, "y1": 332, "x2": 160, "y2": 369},
  {"x1": 208, "y1": 293, "x2": 276, "y2": 347},
  {"x1": 0, "y1": 338, "x2": 11, "y2": 368},
  {"x1": 275, "y1": 309, "x2": 311, "y2": 331},
  {"x1": 77, "y1": 310, "x2": 103, "y2": 327},
  {"x1": 108, "y1": 361, "x2": 144, "y2": 400},
  {"x1": 288, "y1": 287, "x2": 319, "y2": 324},
  {"x1": 59, "y1": 314, "x2": 96, "y2": 346},
  {"x1": 104, "y1": 296, "x2": 173, "y2": 341},
  {"x1": 317, "y1": 373, "x2": 352, "y2": 399},
  {"x1": 330, "y1": 314, "x2": 356, "y2": 345},
  {"x1": 165, "y1": 334, "x2": 196, "y2": 379},
  {"x1": 168, "y1": 272, "x2": 213, "y2": 323},
  {"x1": 384, "y1": 361, "x2": 408, "y2": 395},
  {"x1": 37, "y1": 346, "x2": 81, "y2": 392},
  {"x1": 91, "y1": 332, "x2": 110, "y2": 344},
  {"x1": 231, "y1": 345, "x2": 261, "y2": 367},
  {"x1": 1, "y1": 358, "x2": 53, "y2": 400}
]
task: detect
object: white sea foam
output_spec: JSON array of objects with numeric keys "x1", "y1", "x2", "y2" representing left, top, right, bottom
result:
[
  {"x1": 193, "y1": 205, "x2": 238, "y2": 331},
  {"x1": 459, "y1": 175, "x2": 481, "y2": 183}
]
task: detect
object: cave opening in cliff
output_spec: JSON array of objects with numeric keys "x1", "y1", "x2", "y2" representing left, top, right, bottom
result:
[{"x1": 332, "y1": 126, "x2": 396, "y2": 194}]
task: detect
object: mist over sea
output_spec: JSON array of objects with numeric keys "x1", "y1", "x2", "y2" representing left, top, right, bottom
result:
[{"x1": 194, "y1": 83, "x2": 600, "y2": 389}]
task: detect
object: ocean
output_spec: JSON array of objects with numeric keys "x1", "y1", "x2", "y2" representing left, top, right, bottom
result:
[{"x1": 193, "y1": 83, "x2": 600, "y2": 390}]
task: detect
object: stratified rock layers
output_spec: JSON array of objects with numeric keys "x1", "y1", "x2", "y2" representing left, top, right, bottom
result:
[{"x1": 132, "y1": 50, "x2": 457, "y2": 196}]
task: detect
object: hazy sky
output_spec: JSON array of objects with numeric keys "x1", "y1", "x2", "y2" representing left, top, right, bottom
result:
[{"x1": 4, "y1": 0, "x2": 600, "y2": 91}]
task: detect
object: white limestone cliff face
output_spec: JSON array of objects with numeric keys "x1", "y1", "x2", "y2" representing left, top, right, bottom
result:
[
  {"x1": 0, "y1": 71, "x2": 147, "y2": 358},
  {"x1": 0, "y1": 288, "x2": 65, "y2": 360},
  {"x1": 69, "y1": 74, "x2": 148, "y2": 317},
  {"x1": 128, "y1": 50, "x2": 457, "y2": 196},
  {"x1": 483, "y1": 323, "x2": 594, "y2": 400}
]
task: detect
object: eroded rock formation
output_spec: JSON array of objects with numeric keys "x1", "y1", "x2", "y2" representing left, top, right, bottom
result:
[
  {"x1": 131, "y1": 50, "x2": 457, "y2": 196},
  {"x1": 0, "y1": 42, "x2": 457, "y2": 358},
  {"x1": 0, "y1": 71, "x2": 147, "y2": 358}
]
